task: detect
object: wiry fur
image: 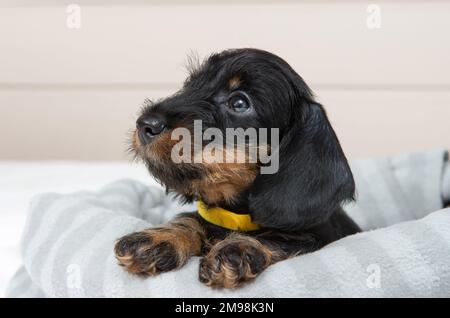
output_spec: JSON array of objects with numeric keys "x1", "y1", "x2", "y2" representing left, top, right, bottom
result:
[{"x1": 116, "y1": 48, "x2": 360, "y2": 288}]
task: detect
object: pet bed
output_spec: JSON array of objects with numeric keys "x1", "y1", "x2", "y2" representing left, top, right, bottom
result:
[{"x1": 6, "y1": 149, "x2": 450, "y2": 297}]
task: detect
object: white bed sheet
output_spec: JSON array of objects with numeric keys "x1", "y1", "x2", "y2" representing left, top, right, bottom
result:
[{"x1": 0, "y1": 161, "x2": 153, "y2": 297}]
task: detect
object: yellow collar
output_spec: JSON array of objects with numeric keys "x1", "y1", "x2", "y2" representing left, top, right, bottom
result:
[{"x1": 197, "y1": 201, "x2": 260, "y2": 232}]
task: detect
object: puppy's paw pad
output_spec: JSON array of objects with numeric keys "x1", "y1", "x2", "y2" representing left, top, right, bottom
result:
[
  {"x1": 114, "y1": 230, "x2": 180, "y2": 276},
  {"x1": 199, "y1": 240, "x2": 270, "y2": 288}
]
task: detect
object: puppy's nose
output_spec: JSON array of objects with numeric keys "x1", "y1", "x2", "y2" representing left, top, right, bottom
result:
[{"x1": 137, "y1": 115, "x2": 167, "y2": 144}]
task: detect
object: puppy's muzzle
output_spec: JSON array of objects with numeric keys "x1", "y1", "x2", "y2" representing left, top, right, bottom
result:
[{"x1": 137, "y1": 114, "x2": 167, "y2": 144}]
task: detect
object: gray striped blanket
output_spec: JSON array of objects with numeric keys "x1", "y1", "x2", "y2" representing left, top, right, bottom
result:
[{"x1": 7, "y1": 149, "x2": 450, "y2": 297}]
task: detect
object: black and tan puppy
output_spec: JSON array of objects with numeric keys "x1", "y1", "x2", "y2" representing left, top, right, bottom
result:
[{"x1": 114, "y1": 48, "x2": 360, "y2": 288}]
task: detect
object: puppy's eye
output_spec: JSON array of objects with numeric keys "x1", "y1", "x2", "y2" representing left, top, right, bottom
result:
[{"x1": 227, "y1": 93, "x2": 250, "y2": 113}]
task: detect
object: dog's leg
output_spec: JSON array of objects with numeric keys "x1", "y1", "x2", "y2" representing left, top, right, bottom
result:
[
  {"x1": 199, "y1": 231, "x2": 319, "y2": 288},
  {"x1": 198, "y1": 233, "x2": 282, "y2": 289},
  {"x1": 197, "y1": 234, "x2": 281, "y2": 288},
  {"x1": 115, "y1": 214, "x2": 205, "y2": 276}
]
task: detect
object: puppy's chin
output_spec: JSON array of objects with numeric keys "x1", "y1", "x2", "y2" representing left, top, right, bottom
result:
[
  {"x1": 131, "y1": 129, "x2": 259, "y2": 206},
  {"x1": 131, "y1": 129, "x2": 199, "y2": 196}
]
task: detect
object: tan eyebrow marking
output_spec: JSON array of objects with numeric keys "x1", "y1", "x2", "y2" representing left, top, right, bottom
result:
[{"x1": 228, "y1": 76, "x2": 241, "y2": 90}]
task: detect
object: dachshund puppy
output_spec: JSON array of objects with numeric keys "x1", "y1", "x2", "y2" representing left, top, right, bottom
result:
[{"x1": 115, "y1": 48, "x2": 360, "y2": 288}]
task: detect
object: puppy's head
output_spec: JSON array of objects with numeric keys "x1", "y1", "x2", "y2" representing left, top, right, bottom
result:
[{"x1": 132, "y1": 48, "x2": 354, "y2": 230}]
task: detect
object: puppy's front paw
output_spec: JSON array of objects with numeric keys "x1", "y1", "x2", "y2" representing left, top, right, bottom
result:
[
  {"x1": 115, "y1": 228, "x2": 190, "y2": 276},
  {"x1": 199, "y1": 235, "x2": 274, "y2": 288}
]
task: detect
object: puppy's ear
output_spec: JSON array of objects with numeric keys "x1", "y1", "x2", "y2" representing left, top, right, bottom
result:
[{"x1": 249, "y1": 101, "x2": 355, "y2": 231}]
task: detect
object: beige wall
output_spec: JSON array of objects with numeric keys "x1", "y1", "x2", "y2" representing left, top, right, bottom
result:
[{"x1": 1, "y1": 1, "x2": 449, "y2": 160}]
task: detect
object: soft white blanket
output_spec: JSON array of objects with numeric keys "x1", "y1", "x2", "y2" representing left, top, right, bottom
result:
[{"x1": 6, "y1": 149, "x2": 450, "y2": 297}]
